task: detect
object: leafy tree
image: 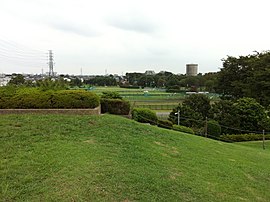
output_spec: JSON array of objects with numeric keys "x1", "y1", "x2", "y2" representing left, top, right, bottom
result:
[
  {"x1": 169, "y1": 104, "x2": 204, "y2": 128},
  {"x1": 70, "y1": 77, "x2": 82, "y2": 87},
  {"x1": 84, "y1": 76, "x2": 117, "y2": 86},
  {"x1": 101, "y1": 91, "x2": 122, "y2": 99},
  {"x1": 207, "y1": 120, "x2": 221, "y2": 138},
  {"x1": 211, "y1": 98, "x2": 270, "y2": 134},
  {"x1": 165, "y1": 75, "x2": 180, "y2": 88},
  {"x1": 126, "y1": 72, "x2": 143, "y2": 85},
  {"x1": 234, "y1": 97, "x2": 269, "y2": 132},
  {"x1": 216, "y1": 51, "x2": 270, "y2": 106},
  {"x1": 8, "y1": 74, "x2": 25, "y2": 86},
  {"x1": 182, "y1": 94, "x2": 211, "y2": 119},
  {"x1": 169, "y1": 94, "x2": 211, "y2": 128},
  {"x1": 36, "y1": 78, "x2": 68, "y2": 91},
  {"x1": 137, "y1": 75, "x2": 155, "y2": 87},
  {"x1": 210, "y1": 100, "x2": 240, "y2": 134}
]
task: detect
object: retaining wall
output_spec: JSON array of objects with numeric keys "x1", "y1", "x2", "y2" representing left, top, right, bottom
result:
[{"x1": 0, "y1": 106, "x2": 101, "y2": 115}]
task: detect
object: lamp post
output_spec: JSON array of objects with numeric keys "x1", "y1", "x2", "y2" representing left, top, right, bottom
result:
[{"x1": 175, "y1": 110, "x2": 180, "y2": 125}]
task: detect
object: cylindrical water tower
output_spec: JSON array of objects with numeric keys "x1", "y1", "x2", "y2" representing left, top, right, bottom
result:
[{"x1": 186, "y1": 64, "x2": 198, "y2": 76}]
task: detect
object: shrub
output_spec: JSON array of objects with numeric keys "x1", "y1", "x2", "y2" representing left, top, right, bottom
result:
[
  {"x1": 173, "y1": 125, "x2": 194, "y2": 134},
  {"x1": 157, "y1": 119, "x2": 173, "y2": 129},
  {"x1": 207, "y1": 120, "x2": 221, "y2": 138},
  {"x1": 220, "y1": 134, "x2": 270, "y2": 142},
  {"x1": 49, "y1": 90, "x2": 100, "y2": 109},
  {"x1": 100, "y1": 98, "x2": 130, "y2": 115},
  {"x1": 0, "y1": 89, "x2": 100, "y2": 109},
  {"x1": 119, "y1": 85, "x2": 141, "y2": 89},
  {"x1": 132, "y1": 108, "x2": 158, "y2": 125},
  {"x1": 101, "y1": 91, "x2": 122, "y2": 99}
]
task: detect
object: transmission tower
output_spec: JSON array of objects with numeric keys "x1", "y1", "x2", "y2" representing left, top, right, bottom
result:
[{"x1": 48, "y1": 50, "x2": 54, "y2": 77}]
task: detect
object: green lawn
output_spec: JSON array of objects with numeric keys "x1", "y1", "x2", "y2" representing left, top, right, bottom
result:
[
  {"x1": 1, "y1": 114, "x2": 270, "y2": 201},
  {"x1": 90, "y1": 86, "x2": 219, "y2": 111}
]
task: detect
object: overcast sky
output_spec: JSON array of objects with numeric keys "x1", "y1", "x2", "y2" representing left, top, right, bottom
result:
[{"x1": 0, "y1": 0, "x2": 270, "y2": 75}]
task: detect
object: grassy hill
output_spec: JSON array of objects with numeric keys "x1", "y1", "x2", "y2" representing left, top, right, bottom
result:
[{"x1": 0, "y1": 114, "x2": 270, "y2": 201}]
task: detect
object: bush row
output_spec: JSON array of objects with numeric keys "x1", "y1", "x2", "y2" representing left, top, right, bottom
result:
[
  {"x1": 119, "y1": 85, "x2": 141, "y2": 89},
  {"x1": 100, "y1": 98, "x2": 130, "y2": 115},
  {"x1": 220, "y1": 134, "x2": 270, "y2": 142},
  {"x1": 0, "y1": 89, "x2": 100, "y2": 109},
  {"x1": 131, "y1": 108, "x2": 194, "y2": 134},
  {"x1": 173, "y1": 125, "x2": 195, "y2": 134},
  {"x1": 132, "y1": 108, "x2": 158, "y2": 125},
  {"x1": 157, "y1": 120, "x2": 173, "y2": 129}
]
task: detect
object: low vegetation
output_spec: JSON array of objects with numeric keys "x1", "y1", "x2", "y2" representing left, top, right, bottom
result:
[
  {"x1": 0, "y1": 88, "x2": 99, "y2": 109},
  {"x1": 173, "y1": 124, "x2": 195, "y2": 134},
  {"x1": 220, "y1": 134, "x2": 270, "y2": 142},
  {"x1": 1, "y1": 114, "x2": 270, "y2": 201},
  {"x1": 100, "y1": 98, "x2": 130, "y2": 115},
  {"x1": 132, "y1": 108, "x2": 158, "y2": 125}
]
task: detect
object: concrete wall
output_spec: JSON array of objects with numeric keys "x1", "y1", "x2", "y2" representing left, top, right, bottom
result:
[{"x1": 0, "y1": 106, "x2": 101, "y2": 115}]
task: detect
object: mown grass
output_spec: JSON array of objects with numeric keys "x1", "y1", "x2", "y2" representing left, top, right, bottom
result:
[
  {"x1": 91, "y1": 86, "x2": 218, "y2": 111},
  {"x1": 1, "y1": 114, "x2": 270, "y2": 201}
]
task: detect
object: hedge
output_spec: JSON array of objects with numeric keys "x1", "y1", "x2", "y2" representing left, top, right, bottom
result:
[
  {"x1": 0, "y1": 89, "x2": 100, "y2": 109},
  {"x1": 119, "y1": 85, "x2": 141, "y2": 89},
  {"x1": 207, "y1": 120, "x2": 221, "y2": 138},
  {"x1": 173, "y1": 125, "x2": 195, "y2": 134},
  {"x1": 132, "y1": 108, "x2": 158, "y2": 125},
  {"x1": 220, "y1": 134, "x2": 270, "y2": 142},
  {"x1": 100, "y1": 98, "x2": 130, "y2": 115},
  {"x1": 157, "y1": 119, "x2": 173, "y2": 129}
]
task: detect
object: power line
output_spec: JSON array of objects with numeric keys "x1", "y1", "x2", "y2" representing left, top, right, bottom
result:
[
  {"x1": 0, "y1": 35, "x2": 45, "y2": 54},
  {"x1": 0, "y1": 36, "x2": 48, "y2": 71}
]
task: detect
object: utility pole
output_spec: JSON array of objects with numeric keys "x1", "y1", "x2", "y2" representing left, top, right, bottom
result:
[{"x1": 48, "y1": 50, "x2": 54, "y2": 77}]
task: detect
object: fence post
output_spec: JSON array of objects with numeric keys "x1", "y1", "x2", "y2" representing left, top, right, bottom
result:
[
  {"x1": 263, "y1": 130, "x2": 265, "y2": 150},
  {"x1": 205, "y1": 117, "x2": 208, "y2": 137}
]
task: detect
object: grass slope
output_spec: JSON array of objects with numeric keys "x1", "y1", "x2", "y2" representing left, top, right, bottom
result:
[{"x1": 1, "y1": 114, "x2": 270, "y2": 201}]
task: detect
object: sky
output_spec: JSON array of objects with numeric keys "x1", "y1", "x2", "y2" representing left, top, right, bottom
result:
[{"x1": 0, "y1": 0, "x2": 270, "y2": 75}]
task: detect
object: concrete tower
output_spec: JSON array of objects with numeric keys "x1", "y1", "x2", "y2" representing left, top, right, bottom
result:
[{"x1": 186, "y1": 64, "x2": 198, "y2": 76}]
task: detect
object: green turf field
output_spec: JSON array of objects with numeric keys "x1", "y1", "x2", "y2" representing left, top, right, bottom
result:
[{"x1": 1, "y1": 114, "x2": 269, "y2": 201}]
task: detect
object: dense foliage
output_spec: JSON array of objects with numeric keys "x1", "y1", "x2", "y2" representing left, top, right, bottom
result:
[
  {"x1": 36, "y1": 78, "x2": 68, "y2": 91},
  {"x1": 210, "y1": 100, "x2": 240, "y2": 134},
  {"x1": 125, "y1": 71, "x2": 218, "y2": 92},
  {"x1": 100, "y1": 91, "x2": 122, "y2": 99},
  {"x1": 207, "y1": 120, "x2": 221, "y2": 138},
  {"x1": 132, "y1": 108, "x2": 158, "y2": 125},
  {"x1": 100, "y1": 98, "x2": 130, "y2": 115},
  {"x1": 0, "y1": 88, "x2": 99, "y2": 109},
  {"x1": 157, "y1": 119, "x2": 173, "y2": 129},
  {"x1": 220, "y1": 134, "x2": 270, "y2": 142},
  {"x1": 84, "y1": 75, "x2": 117, "y2": 86},
  {"x1": 169, "y1": 94, "x2": 270, "y2": 135},
  {"x1": 172, "y1": 125, "x2": 195, "y2": 134},
  {"x1": 169, "y1": 94, "x2": 211, "y2": 128},
  {"x1": 216, "y1": 51, "x2": 270, "y2": 107}
]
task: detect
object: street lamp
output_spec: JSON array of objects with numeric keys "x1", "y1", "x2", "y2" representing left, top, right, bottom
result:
[{"x1": 175, "y1": 110, "x2": 180, "y2": 125}]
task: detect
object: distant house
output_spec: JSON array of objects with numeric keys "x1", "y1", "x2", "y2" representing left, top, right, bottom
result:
[{"x1": 0, "y1": 74, "x2": 11, "y2": 86}]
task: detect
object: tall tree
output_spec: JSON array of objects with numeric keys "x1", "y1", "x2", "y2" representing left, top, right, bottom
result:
[
  {"x1": 216, "y1": 51, "x2": 270, "y2": 106},
  {"x1": 8, "y1": 74, "x2": 25, "y2": 86}
]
